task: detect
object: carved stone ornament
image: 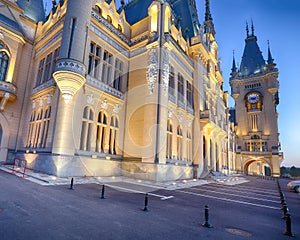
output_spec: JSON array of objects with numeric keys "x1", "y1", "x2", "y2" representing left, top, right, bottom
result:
[
  {"x1": 168, "y1": 110, "x2": 173, "y2": 118},
  {"x1": 113, "y1": 104, "x2": 120, "y2": 114},
  {"x1": 86, "y1": 94, "x2": 94, "y2": 105},
  {"x1": 101, "y1": 99, "x2": 108, "y2": 109},
  {"x1": 162, "y1": 49, "x2": 170, "y2": 95},
  {"x1": 146, "y1": 48, "x2": 158, "y2": 94},
  {"x1": 177, "y1": 114, "x2": 183, "y2": 124},
  {"x1": 32, "y1": 100, "x2": 36, "y2": 109},
  {"x1": 47, "y1": 94, "x2": 52, "y2": 104}
]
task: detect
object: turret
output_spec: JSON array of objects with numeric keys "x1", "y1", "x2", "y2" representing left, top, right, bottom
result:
[{"x1": 53, "y1": 0, "x2": 93, "y2": 103}]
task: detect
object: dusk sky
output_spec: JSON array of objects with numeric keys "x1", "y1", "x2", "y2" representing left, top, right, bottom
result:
[
  {"x1": 44, "y1": 0, "x2": 300, "y2": 167},
  {"x1": 207, "y1": 0, "x2": 300, "y2": 167}
]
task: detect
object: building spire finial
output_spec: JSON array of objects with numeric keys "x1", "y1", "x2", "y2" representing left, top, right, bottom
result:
[
  {"x1": 267, "y1": 40, "x2": 275, "y2": 65},
  {"x1": 205, "y1": 0, "x2": 212, "y2": 21},
  {"x1": 251, "y1": 19, "x2": 255, "y2": 36},
  {"x1": 246, "y1": 21, "x2": 249, "y2": 38},
  {"x1": 204, "y1": 0, "x2": 215, "y2": 36},
  {"x1": 231, "y1": 50, "x2": 237, "y2": 74}
]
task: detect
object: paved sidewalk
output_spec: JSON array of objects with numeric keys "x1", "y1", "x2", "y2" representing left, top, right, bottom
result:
[{"x1": 0, "y1": 163, "x2": 248, "y2": 190}]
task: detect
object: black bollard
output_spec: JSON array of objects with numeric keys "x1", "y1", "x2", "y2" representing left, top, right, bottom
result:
[
  {"x1": 284, "y1": 213, "x2": 294, "y2": 237},
  {"x1": 69, "y1": 178, "x2": 74, "y2": 190},
  {"x1": 281, "y1": 203, "x2": 288, "y2": 219},
  {"x1": 101, "y1": 184, "x2": 105, "y2": 199},
  {"x1": 142, "y1": 193, "x2": 149, "y2": 211},
  {"x1": 202, "y1": 205, "x2": 213, "y2": 228}
]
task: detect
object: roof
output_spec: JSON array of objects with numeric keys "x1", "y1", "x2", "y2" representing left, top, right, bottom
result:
[
  {"x1": 0, "y1": 13, "x2": 21, "y2": 32},
  {"x1": 172, "y1": 0, "x2": 200, "y2": 38},
  {"x1": 121, "y1": 0, "x2": 200, "y2": 39},
  {"x1": 239, "y1": 34, "x2": 266, "y2": 77},
  {"x1": 16, "y1": 0, "x2": 45, "y2": 23},
  {"x1": 121, "y1": 0, "x2": 153, "y2": 25}
]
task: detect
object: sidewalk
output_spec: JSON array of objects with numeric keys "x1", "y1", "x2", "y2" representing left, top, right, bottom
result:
[{"x1": 0, "y1": 163, "x2": 248, "y2": 190}]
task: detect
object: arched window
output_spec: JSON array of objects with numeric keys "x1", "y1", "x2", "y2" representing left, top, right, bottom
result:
[
  {"x1": 166, "y1": 119, "x2": 173, "y2": 159},
  {"x1": 177, "y1": 125, "x2": 183, "y2": 160},
  {"x1": 96, "y1": 111, "x2": 107, "y2": 152},
  {"x1": 0, "y1": 51, "x2": 9, "y2": 81},
  {"x1": 80, "y1": 106, "x2": 94, "y2": 151},
  {"x1": 109, "y1": 116, "x2": 119, "y2": 154}
]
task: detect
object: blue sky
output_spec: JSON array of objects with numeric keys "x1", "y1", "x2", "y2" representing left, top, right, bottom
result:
[
  {"x1": 44, "y1": 0, "x2": 300, "y2": 167},
  {"x1": 206, "y1": 0, "x2": 300, "y2": 167}
]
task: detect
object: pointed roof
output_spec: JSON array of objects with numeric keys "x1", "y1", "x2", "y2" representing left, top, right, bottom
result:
[
  {"x1": 267, "y1": 40, "x2": 275, "y2": 65},
  {"x1": 172, "y1": 0, "x2": 201, "y2": 39},
  {"x1": 16, "y1": 0, "x2": 45, "y2": 23},
  {"x1": 239, "y1": 22, "x2": 266, "y2": 76},
  {"x1": 121, "y1": 0, "x2": 200, "y2": 39},
  {"x1": 203, "y1": 0, "x2": 215, "y2": 36},
  {"x1": 231, "y1": 51, "x2": 237, "y2": 73}
]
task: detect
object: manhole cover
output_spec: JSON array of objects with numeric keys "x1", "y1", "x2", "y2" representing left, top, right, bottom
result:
[{"x1": 225, "y1": 228, "x2": 252, "y2": 237}]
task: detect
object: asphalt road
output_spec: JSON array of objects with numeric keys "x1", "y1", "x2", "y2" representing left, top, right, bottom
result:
[{"x1": 0, "y1": 170, "x2": 299, "y2": 240}]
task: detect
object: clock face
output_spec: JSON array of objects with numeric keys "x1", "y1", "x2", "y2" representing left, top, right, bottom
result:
[{"x1": 247, "y1": 93, "x2": 259, "y2": 103}]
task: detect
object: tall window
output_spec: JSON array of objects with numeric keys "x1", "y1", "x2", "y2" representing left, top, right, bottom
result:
[
  {"x1": 166, "y1": 119, "x2": 173, "y2": 159},
  {"x1": 186, "y1": 130, "x2": 192, "y2": 161},
  {"x1": 113, "y1": 58, "x2": 123, "y2": 91},
  {"x1": 250, "y1": 114, "x2": 258, "y2": 131},
  {"x1": 0, "y1": 51, "x2": 9, "y2": 81},
  {"x1": 168, "y1": 65, "x2": 175, "y2": 96},
  {"x1": 26, "y1": 106, "x2": 51, "y2": 149},
  {"x1": 177, "y1": 125, "x2": 183, "y2": 160},
  {"x1": 80, "y1": 107, "x2": 94, "y2": 151},
  {"x1": 43, "y1": 53, "x2": 53, "y2": 82},
  {"x1": 35, "y1": 47, "x2": 60, "y2": 86},
  {"x1": 102, "y1": 50, "x2": 113, "y2": 85},
  {"x1": 186, "y1": 81, "x2": 193, "y2": 108},
  {"x1": 177, "y1": 73, "x2": 184, "y2": 103},
  {"x1": 88, "y1": 42, "x2": 101, "y2": 78},
  {"x1": 96, "y1": 111, "x2": 107, "y2": 152},
  {"x1": 109, "y1": 116, "x2": 119, "y2": 154}
]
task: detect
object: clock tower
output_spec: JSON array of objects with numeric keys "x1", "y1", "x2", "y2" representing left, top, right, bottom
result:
[{"x1": 230, "y1": 23, "x2": 283, "y2": 176}]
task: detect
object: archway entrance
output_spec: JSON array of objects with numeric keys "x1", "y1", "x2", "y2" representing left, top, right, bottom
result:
[{"x1": 244, "y1": 159, "x2": 272, "y2": 176}]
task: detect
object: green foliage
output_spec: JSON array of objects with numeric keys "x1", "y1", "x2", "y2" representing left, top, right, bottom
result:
[{"x1": 281, "y1": 166, "x2": 300, "y2": 177}]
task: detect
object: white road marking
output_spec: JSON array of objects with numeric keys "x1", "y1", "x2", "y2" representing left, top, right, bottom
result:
[
  {"x1": 176, "y1": 189, "x2": 280, "y2": 210},
  {"x1": 198, "y1": 184, "x2": 279, "y2": 198},
  {"x1": 104, "y1": 183, "x2": 173, "y2": 200},
  {"x1": 189, "y1": 187, "x2": 280, "y2": 203},
  {"x1": 214, "y1": 183, "x2": 279, "y2": 194}
]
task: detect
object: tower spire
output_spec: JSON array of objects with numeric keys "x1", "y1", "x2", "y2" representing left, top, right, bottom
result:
[
  {"x1": 246, "y1": 21, "x2": 249, "y2": 38},
  {"x1": 267, "y1": 40, "x2": 276, "y2": 66},
  {"x1": 231, "y1": 50, "x2": 238, "y2": 76},
  {"x1": 203, "y1": 0, "x2": 215, "y2": 36},
  {"x1": 251, "y1": 19, "x2": 255, "y2": 36},
  {"x1": 205, "y1": 0, "x2": 212, "y2": 21}
]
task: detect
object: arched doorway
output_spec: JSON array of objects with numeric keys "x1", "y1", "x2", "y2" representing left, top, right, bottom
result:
[{"x1": 244, "y1": 159, "x2": 272, "y2": 176}]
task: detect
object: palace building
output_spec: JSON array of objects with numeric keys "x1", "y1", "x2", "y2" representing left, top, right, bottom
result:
[
  {"x1": 0, "y1": 0, "x2": 281, "y2": 181},
  {"x1": 229, "y1": 23, "x2": 283, "y2": 176},
  {"x1": 0, "y1": 0, "x2": 230, "y2": 181}
]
